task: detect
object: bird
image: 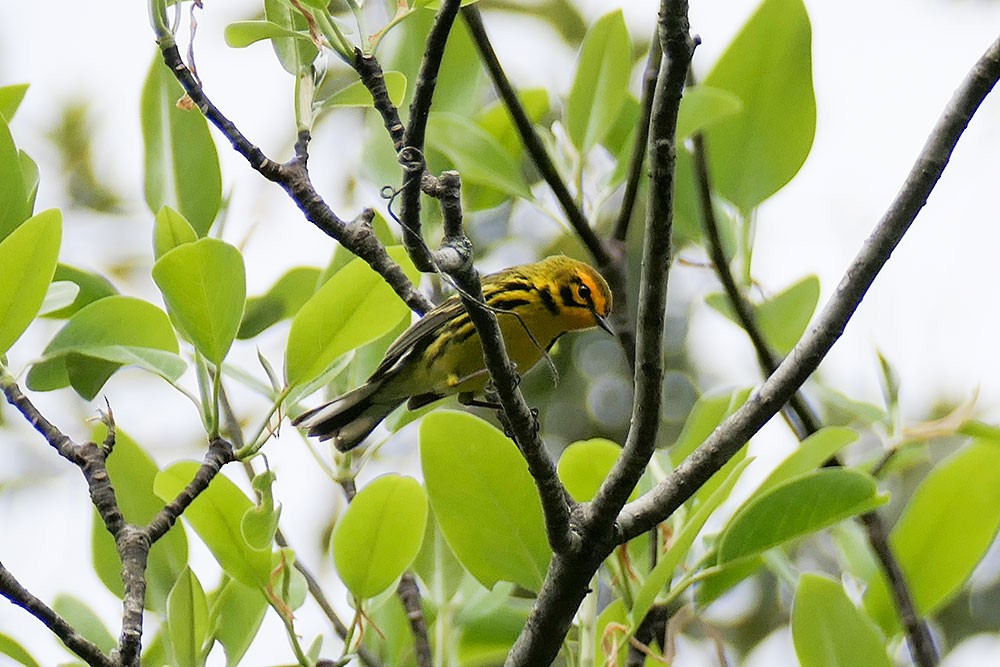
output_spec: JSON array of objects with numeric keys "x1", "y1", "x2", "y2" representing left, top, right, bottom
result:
[{"x1": 292, "y1": 255, "x2": 614, "y2": 451}]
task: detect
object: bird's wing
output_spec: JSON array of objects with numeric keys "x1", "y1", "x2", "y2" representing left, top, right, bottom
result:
[{"x1": 369, "y1": 294, "x2": 465, "y2": 379}]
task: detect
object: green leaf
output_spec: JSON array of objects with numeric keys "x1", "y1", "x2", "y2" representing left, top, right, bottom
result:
[
  {"x1": 141, "y1": 55, "x2": 222, "y2": 236},
  {"x1": 209, "y1": 577, "x2": 268, "y2": 667},
  {"x1": 52, "y1": 595, "x2": 117, "y2": 654},
  {"x1": 0, "y1": 84, "x2": 29, "y2": 121},
  {"x1": 27, "y1": 296, "x2": 183, "y2": 399},
  {"x1": 704, "y1": 0, "x2": 815, "y2": 211},
  {"x1": 272, "y1": 548, "x2": 308, "y2": 610},
  {"x1": 141, "y1": 625, "x2": 170, "y2": 667},
  {"x1": 718, "y1": 469, "x2": 888, "y2": 563},
  {"x1": 452, "y1": 581, "x2": 530, "y2": 663},
  {"x1": 153, "y1": 205, "x2": 198, "y2": 259},
  {"x1": 152, "y1": 238, "x2": 246, "y2": 365},
  {"x1": 238, "y1": 266, "x2": 321, "y2": 339},
  {"x1": 263, "y1": 0, "x2": 319, "y2": 75},
  {"x1": 557, "y1": 438, "x2": 636, "y2": 503},
  {"x1": 676, "y1": 85, "x2": 743, "y2": 141},
  {"x1": 154, "y1": 462, "x2": 271, "y2": 588},
  {"x1": 319, "y1": 72, "x2": 408, "y2": 108},
  {"x1": 757, "y1": 426, "x2": 857, "y2": 492},
  {"x1": 412, "y1": 506, "x2": 466, "y2": 605},
  {"x1": 92, "y1": 427, "x2": 188, "y2": 613},
  {"x1": 224, "y1": 20, "x2": 313, "y2": 49},
  {"x1": 0, "y1": 115, "x2": 32, "y2": 241},
  {"x1": 420, "y1": 411, "x2": 551, "y2": 592},
  {"x1": 476, "y1": 88, "x2": 550, "y2": 158},
  {"x1": 43, "y1": 264, "x2": 118, "y2": 319},
  {"x1": 18, "y1": 150, "x2": 39, "y2": 216},
  {"x1": 631, "y1": 457, "x2": 753, "y2": 625},
  {"x1": 284, "y1": 246, "x2": 418, "y2": 387},
  {"x1": 39, "y1": 282, "x2": 80, "y2": 316},
  {"x1": 865, "y1": 437, "x2": 1000, "y2": 632},
  {"x1": 594, "y1": 598, "x2": 629, "y2": 665},
  {"x1": 756, "y1": 275, "x2": 821, "y2": 355},
  {"x1": 0, "y1": 633, "x2": 40, "y2": 667},
  {"x1": 426, "y1": 112, "x2": 531, "y2": 199},
  {"x1": 793, "y1": 574, "x2": 891, "y2": 667},
  {"x1": 0, "y1": 209, "x2": 61, "y2": 353},
  {"x1": 364, "y1": 596, "x2": 416, "y2": 666},
  {"x1": 167, "y1": 568, "x2": 210, "y2": 667},
  {"x1": 241, "y1": 470, "x2": 281, "y2": 551},
  {"x1": 386, "y1": 11, "x2": 482, "y2": 117},
  {"x1": 706, "y1": 275, "x2": 820, "y2": 356},
  {"x1": 694, "y1": 555, "x2": 763, "y2": 608},
  {"x1": 600, "y1": 95, "x2": 640, "y2": 161},
  {"x1": 671, "y1": 388, "x2": 751, "y2": 463},
  {"x1": 565, "y1": 10, "x2": 631, "y2": 152},
  {"x1": 333, "y1": 474, "x2": 428, "y2": 599}
]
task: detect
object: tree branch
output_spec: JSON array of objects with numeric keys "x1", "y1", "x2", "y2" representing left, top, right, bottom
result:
[
  {"x1": 430, "y1": 171, "x2": 577, "y2": 555},
  {"x1": 1, "y1": 370, "x2": 81, "y2": 464},
  {"x1": 146, "y1": 437, "x2": 235, "y2": 543},
  {"x1": 617, "y1": 32, "x2": 1000, "y2": 542},
  {"x1": 397, "y1": 0, "x2": 463, "y2": 271},
  {"x1": 0, "y1": 561, "x2": 115, "y2": 667},
  {"x1": 861, "y1": 511, "x2": 938, "y2": 666},
  {"x1": 587, "y1": 0, "x2": 695, "y2": 529},
  {"x1": 612, "y1": 31, "x2": 662, "y2": 244},
  {"x1": 687, "y1": 75, "x2": 938, "y2": 666},
  {"x1": 688, "y1": 122, "x2": 819, "y2": 437},
  {"x1": 396, "y1": 573, "x2": 432, "y2": 667},
  {"x1": 505, "y1": 2, "x2": 695, "y2": 664},
  {"x1": 353, "y1": 50, "x2": 406, "y2": 153},
  {"x1": 150, "y1": 33, "x2": 431, "y2": 315}
]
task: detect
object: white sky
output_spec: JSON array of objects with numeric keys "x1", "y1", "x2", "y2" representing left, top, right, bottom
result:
[{"x1": 1, "y1": 0, "x2": 999, "y2": 664}]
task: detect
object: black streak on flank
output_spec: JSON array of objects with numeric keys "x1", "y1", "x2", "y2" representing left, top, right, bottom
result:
[{"x1": 491, "y1": 296, "x2": 532, "y2": 312}]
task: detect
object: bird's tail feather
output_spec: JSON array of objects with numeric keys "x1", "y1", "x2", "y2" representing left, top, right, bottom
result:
[{"x1": 292, "y1": 382, "x2": 403, "y2": 452}]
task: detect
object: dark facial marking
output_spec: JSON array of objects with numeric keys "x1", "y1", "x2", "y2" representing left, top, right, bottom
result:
[
  {"x1": 538, "y1": 287, "x2": 560, "y2": 315},
  {"x1": 559, "y1": 283, "x2": 578, "y2": 309}
]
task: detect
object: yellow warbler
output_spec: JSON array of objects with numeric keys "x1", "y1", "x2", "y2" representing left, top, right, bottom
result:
[{"x1": 293, "y1": 255, "x2": 613, "y2": 451}]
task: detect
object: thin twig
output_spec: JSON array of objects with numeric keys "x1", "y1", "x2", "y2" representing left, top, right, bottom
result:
[
  {"x1": 146, "y1": 438, "x2": 235, "y2": 543},
  {"x1": 150, "y1": 33, "x2": 430, "y2": 315},
  {"x1": 0, "y1": 562, "x2": 115, "y2": 667},
  {"x1": 462, "y1": 5, "x2": 608, "y2": 267},
  {"x1": 1, "y1": 371, "x2": 81, "y2": 463},
  {"x1": 397, "y1": 0, "x2": 463, "y2": 271},
  {"x1": 613, "y1": 32, "x2": 662, "y2": 243},
  {"x1": 397, "y1": 573, "x2": 432, "y2": 667},
  {"x1": 353, "y1": 49, "x2": 406, "y2": 152},
  {"x1": 688, "y1": 120, "x2": 819, "y2": 438},
  {"x1": 617, "y1": 32, "x2": 1000, "y2": 542},
  {"x1": 861, "y1": 512, "x2": 938, "y2": 666}
]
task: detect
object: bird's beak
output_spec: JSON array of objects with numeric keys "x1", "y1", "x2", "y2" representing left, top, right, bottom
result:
[{"x1": 594, "y1": 312, "x2": 614, "y2": 335}]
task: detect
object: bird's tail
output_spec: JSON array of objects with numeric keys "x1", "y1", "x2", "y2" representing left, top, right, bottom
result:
[{"x1": 292, "y1": 382, "x2": 403, "y2": 452}]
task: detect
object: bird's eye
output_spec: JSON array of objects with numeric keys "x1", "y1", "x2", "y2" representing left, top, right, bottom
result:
[{"x1": 578, "y1": 283, "x2": 591, "y2": 302}]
